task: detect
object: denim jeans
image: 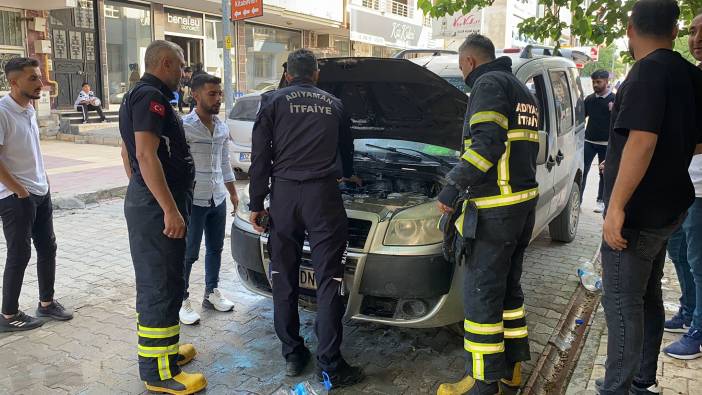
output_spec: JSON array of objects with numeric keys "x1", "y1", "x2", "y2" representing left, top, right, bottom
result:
[
  {"x1": 600, "y1": 221, "x2": 680, "y2": 395},
  {"x1": 582, "y1": 142, "x2": 607, "y2": 202},
  {"x1": 667, "y1": 198, "x2": 702, "y2": 330},
  {"x1": 184, "y1": 201, "x2": 227, "y2": 300}
]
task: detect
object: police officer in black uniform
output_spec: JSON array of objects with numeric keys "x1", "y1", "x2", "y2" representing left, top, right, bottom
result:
[
  {"x1": 248, "y1": 49, "x2": 364, "y2": 388},
  {"x1": 436, "y1": 34, "x2": 540, "y2": 395},
  {"x1": 119, "y1": 40, "x2": 206, "y2": 395}
]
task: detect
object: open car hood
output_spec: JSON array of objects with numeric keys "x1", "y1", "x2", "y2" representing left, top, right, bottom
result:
[{"x1": 316, "y1": 57, "x2": 467, "y2": 151}]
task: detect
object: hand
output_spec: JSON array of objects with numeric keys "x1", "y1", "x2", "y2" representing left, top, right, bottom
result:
[
  {"x1": 163, "y1": 209, "x2": 186, "y2": 239},
  {"x1": 599, "y1": 161, "x2": 606, "y2": 171},
  {"x1": 437, "y1": 201, "x2": 454, "y2": 214},
  {"x1": 229, "y1": 192, "x2": 239, "y2": 216},
  {"x1": 340, "y1": 175, "x2": 363, "y2": 187},
  {"x1": 250, "y1": 211, "x2": 266, "y2": 233},
  {"x1": 15, "y1": 186, "x2": 29, "y2": 199},
  {"x1": 603, "y1": 206, "x2": 627, "y2": 250}
]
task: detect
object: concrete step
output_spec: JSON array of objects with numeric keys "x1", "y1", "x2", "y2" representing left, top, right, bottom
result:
[
  {"x1": 65, "y1": 115, "x2": 119, "y2": 125},
  {"x1": 59, "y1": 110, "x2": 119, "y2": 118}
]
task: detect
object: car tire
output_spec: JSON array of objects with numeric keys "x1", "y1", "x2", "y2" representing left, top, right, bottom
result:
[{"x1": 548, "y1": 181, "x2": 581, "y2": 243}]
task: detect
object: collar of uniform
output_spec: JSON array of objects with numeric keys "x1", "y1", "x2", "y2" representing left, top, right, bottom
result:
[
  {"x1": 0, "y1": 94, "x2": 35, "y2": 115},
  {"x1": 465, "y1": 56, "x2": 513, "y2": 88},
  {"x1": 140, "y1": 73, "x2": 175, "y2": 99}
]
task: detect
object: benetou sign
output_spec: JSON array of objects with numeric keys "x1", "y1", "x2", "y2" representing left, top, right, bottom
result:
[
  {"x1": 432, "y1": 10, "x2": 483, "y2": 38},
  {"x1": 165, "y1": 8, "x2": 204, "y2": 36},
  {"x1": 350, "y1": 8, "x2": 422, "y2": 48}
]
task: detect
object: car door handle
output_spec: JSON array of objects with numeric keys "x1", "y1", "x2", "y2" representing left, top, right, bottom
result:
[
  {"x1": 546, "y1": 156, "x2": 556, "y2": 171},
  {"x1": 555, "y1": 150, "x2": 564, "y2": 165}
]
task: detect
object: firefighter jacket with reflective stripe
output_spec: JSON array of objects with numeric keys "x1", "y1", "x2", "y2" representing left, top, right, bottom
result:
[{"x1": 444, "y1": 56, "x2": 540, "y2": 211}]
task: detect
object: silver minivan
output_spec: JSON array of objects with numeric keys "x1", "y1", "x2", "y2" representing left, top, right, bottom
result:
[{"x1": 230, "y1": 52, "x2": 585, "y2": 328}]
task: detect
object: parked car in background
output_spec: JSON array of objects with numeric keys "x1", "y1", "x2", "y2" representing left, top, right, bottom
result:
[{"x1": 226, "y1": 92, "x2": 261, "y2": 179}]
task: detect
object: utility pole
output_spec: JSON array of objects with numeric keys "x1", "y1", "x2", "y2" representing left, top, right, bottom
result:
[{"x1": 222, "y1": 0, "x2": 233, "y2": 116}]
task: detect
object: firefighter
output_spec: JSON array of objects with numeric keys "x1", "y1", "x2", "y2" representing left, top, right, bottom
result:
[
  {"x1": 436, "y1": 34, "x2": 540, "y2": 395},
  {"x1": 248, "y1": 49, "x2": 364, "y2": 388},
  {"x1": 119, "y1": 40, "x2": 206, "y2": 395}
]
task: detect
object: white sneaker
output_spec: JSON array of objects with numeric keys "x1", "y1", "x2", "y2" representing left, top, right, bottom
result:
[
  {"x1": 179, "y1": 299, "x2": 200, "y2": 325},
  {"x1": 202, "y1": 288, "x2": 235, "y2": 312},
  {"x1": 594, "y1": 200, "x2": 605, "y2": 213}
]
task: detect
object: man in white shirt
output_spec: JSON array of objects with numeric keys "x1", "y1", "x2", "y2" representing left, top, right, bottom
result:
[
  {"x1": 75, "y1": 83, "x2": 106, "y2": 124},
  {"x1": 179, "y1": 73, "x2": 238, "y2": 325},
  {"x1": 0, "y1": 57, "x2": 73, "y2": 333}
]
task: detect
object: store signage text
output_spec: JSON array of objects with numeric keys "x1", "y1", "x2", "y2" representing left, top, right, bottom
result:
[
  {"x1": 165, "y1": 9, "x2": 204, "y2": 36},
  {"x1": 232, "y1": 0, "x2": 263, "y2": 21},
  {"x1": 350, "y1": 8, "x2": 422, "y2": 47},
  {"x1": 391, "y1": 22, "x2": 416, "y2": 42},
  {"x1": 433, "y1": 10, "x2": 482, "y2": 38}
]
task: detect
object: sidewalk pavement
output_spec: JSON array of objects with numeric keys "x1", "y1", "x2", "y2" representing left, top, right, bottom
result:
[{"x1": 41, "y1": 140, "x2": 127, "y2": 208}]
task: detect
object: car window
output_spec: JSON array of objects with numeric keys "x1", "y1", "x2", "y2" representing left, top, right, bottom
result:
[
  {"x1": 229, "y1": 98, "x2": 260, "y2": 121},
  {"x1": 568, "y1": 68, "x2": 586, "y2": 126},
  {"x1": 442, "y1": 76, "x2": 469, "y2": 94},
  {"x1": 525, "y1": 74, "x2": 549, "y2": 134},
  {"x1": 548, "y1": 70, "x2": 574, "y2": 136}
]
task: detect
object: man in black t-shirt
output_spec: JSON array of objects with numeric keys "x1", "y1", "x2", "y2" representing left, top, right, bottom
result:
[
  {"x1": 597, "y1": 1, "x2": 702, "y2": 394},
  {"x1": 118, "y1": 40, "x2": 206, "y2": 394},
  {"x1": 583, "y1": 69, "x2": 615, "y2": 213}
]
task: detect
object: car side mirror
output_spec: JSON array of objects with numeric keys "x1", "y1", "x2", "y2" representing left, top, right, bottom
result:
[{"x1": 536, "y1": 130, "x2": 548, "y2": 165}]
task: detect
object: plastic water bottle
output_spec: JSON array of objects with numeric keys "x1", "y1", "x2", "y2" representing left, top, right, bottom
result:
[
  {"x1": 577, "y1": 261, "x2": 602, "y2": 292},
  {"x1": 291, "y1": 374, "x2": 332, "y2": 395}
]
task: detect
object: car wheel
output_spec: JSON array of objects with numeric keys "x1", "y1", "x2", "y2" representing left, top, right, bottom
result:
[{"x1": 548, "y1": 181, "x2": 581, "y2": 243}]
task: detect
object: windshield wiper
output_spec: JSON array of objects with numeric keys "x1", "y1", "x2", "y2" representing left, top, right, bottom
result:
[
  {"x1": 394, "y1": 147, "x2": 453, "y2": 167},
  {"x1": 365, "y1": 143, "x2": 422, "y2": 161},
  {"x1": 355, "y1": 151, "x2": 385, "y2": 164}
]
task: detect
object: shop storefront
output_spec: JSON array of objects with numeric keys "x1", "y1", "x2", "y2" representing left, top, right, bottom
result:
[
  {"x1": 349, "y1": 6, "x2": 423, "y2": 57},
  {"x1": 244, "y1": 22, "x2": 301, "y2": 93}
]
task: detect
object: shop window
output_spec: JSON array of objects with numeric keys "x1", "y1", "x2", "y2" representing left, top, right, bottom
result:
[
  {"x1": 362, "y1": 0, "x2": 379, "y2": 10},
  {"x1": 389, "y1": 0, "x2": 411, "y2": 18},
  {"x1": 0, "y1": 10, "x2": 23, "y2": 47},
  {"x1": 245, "y1": 23, "x2": 301, "y2": 93}
]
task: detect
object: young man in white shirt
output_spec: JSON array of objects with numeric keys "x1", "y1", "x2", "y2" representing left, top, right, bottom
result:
[
  {"x1": 75, "y1": 83, "x2": 106, "y2": 124},
  {"x1": 179, "y1": 74, "x2": 238, "y2": 325},
  {"x1": 0, "y1": 57, "x2": 73, "y2": 332}
]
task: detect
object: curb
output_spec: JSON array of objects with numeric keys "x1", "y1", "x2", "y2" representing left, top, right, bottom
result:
[{"x1": 52, "y1": 186, "x2": 127, "y2": 210}]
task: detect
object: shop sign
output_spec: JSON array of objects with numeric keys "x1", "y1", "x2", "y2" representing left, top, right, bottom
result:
[
  {"x1": 232, "y1": 0, "x2": 263, "y2": 21},
  {"x1": 350, "y1": 8, "x2": 421, "y2": 48},
  {"x1": 165, "y1": 8, "x2": 203, "y2": 36},
  {"x1": 432, "y1": 10, "x2": 482, "y2": 38}
]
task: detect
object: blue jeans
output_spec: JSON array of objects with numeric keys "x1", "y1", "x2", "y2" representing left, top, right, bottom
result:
[
  {"x1": 582, "y1": 142, "x2": 607, "y2": 202},
  {"x1": 600, "y1": 221, "x2": 679, "y2": 394},
  {"x1": 667, "y1": 198, "x2": 702, "y2": 330},
  {"x1": 184, "y1": 201, "x2": 227, "y2": 300}
]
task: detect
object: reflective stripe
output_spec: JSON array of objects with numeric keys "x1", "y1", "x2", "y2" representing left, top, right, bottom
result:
[
  {"x1": 464, "y1": 319, "x2": 504, "y2": 335},
  {"x1": 504, "y1": 326, "x2": 529, "y2": 339},
  {"x1": 464, "y1": 339, "x2": 505, "y2": 354},
  {"x1": 464, "y1": 138, "x2": 472, "y2": 147},
  {"x1": 471, "y1": 188, "x2": 538, "y2": 209},
  {"x1": 473, "y1": 353, "x2": 485, "y2": 380},
  {"x1": 138, "y1": 323, "x2": 180, "y2": 333},
  {"x1": 137, "y1": 323, "x2": 180, "y2": 339},
  {"x1": 137, "y1": 344, "x2": 179, "y2": 358},
  {"x1": 503, "y1": 306, "x2": 526, "y2": 320},
  {"x1": 497, "y1": 142, "x2": 511, "y2": 195},
  {"x1": 507, "y1": 129, "x2": 539, "y2": 142},
  {"x1": 470, "y1": 111, "x2": 508, "y2": 130},
  {"x1": 157, "y1": 355, "x2": 172, "y2": 380},
  {"x1": 462, "y1": 149, "x2": 493, "y2": 172}
]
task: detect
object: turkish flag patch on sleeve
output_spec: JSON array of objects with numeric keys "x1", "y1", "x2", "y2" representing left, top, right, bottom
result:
[{"x1": 149, "y1": 100, "x2": 165, "y2": 117}]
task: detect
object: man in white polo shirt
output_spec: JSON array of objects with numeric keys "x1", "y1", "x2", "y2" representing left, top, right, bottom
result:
[{"x1": 0, "y1": 57, "x2": 73, "y2": 333}]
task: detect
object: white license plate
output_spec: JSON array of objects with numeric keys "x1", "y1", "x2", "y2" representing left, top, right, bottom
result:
[
  {"x1": 239, "y1": 152, "x2": 251, "y2": 162},
  {"x1": 299, "y1": 267, "x2": 317, "y2": 290}
]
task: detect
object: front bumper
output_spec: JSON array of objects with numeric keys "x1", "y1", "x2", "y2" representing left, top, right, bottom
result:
[{"x1": 230, "y1": 213, "x2": 463, "y2": 328}]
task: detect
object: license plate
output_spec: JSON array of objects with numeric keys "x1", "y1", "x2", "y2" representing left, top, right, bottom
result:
[
  {"x1": 239, "y1": 152, "x2": 251, "y2": 162},
  {"x1": 299, "y1": 267, "x2": 317, "y2": 290}
]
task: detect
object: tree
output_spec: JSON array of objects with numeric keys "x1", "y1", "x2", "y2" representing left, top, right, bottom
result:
[
  {"x1": 581, "y1": 44, "x2": 626, "y2": 78},
  {"x1": 417, "y1": 0, "x2": 702, "y2": 47}
]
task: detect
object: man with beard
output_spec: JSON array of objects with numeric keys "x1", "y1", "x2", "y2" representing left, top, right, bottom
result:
[
  {"x1": 0, "y1": 57, "x2": 73, "y2": 333},
  {"x1": 597, "y1": 1, "x2": 702, "y2": 394},
  {"x1": 179, "y1": 74, "x2": 238, "y2": 326},
  {"x1": 583, "y1": 69, "x2": 614, "y2": 213},
  {"x1": 119, "y1": 40, "x2": 205, "y2": 394}
]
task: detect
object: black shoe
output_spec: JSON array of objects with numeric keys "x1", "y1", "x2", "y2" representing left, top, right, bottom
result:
[
  {"x1": 286, "y1": 347, "x2": 311, "y2": 377},
  {"x1": 316, "y1": 359, "x2": 365, "y2": 389},
  {"x1": 0, "y1": 311, "x2": 44, "y2": 332},
  {"x1": 594, "y1": 377, "x2": 661, "y2": 395},
  {"x1": 36, "y1": 300, "x2": 73, "y2": 321}
]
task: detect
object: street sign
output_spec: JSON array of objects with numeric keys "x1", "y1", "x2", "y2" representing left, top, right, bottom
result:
[
  {"x1": 224, "y1": 35, "x2": 233, "y2": 49},
  {"x1": 232, "y1": 0, "x2": 263, "y2": 21}
]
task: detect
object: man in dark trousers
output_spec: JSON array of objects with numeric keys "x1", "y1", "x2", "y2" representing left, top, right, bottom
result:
[
  {"x1": 436, "y1": 34, "x2": 540, "y2": 395},
  {"x1": 119, "y1": 40, "x2": 206, "y2": 395},
  {"x1": 597, "y1": 1, "x2": 702, "y2": 394},
  {"x1": 583, "y1": 69, "x2": 615, "y2": 213},
  {"x1": 248, "y1": 49, "x2": 364, "y2": 388}
]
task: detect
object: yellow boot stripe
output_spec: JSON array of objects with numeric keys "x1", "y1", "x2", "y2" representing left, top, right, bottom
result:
[
  {"x1": 464, "y1": 339, "x2": 505, "y2": 354},
  {"x1": 464, "y1": 319, "x2": 504, "y2": 335},
  {"x1": 138, "y1": 323, "x2": 180, "y2": 334},
  {"x1": 138, "y1": 344, "x2": 179, "y2": 358},
  {"x1": 504, "y1": 326, "x2": 529, "y2": 339},
  {"x1": 473, "y1": 353, "x2": 485, "y2": 381},
  {"x1": 503, "y1": 306, "x2": 526, "y2": 320},
  {"x1": 157, "y1": 355, "x2": 172, "y2": 380}
]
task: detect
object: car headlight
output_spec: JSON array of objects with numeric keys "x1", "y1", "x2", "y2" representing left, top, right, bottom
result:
[
  {"x1": 383, "y1": 202, "x2": 443, "y2": 246},
  {"x1": 236, "y1": 185, "x2": 251, "y2": 222}
]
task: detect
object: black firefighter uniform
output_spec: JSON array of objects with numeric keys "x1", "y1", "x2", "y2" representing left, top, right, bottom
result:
[{"x1": 437, "y1": 56, "x2": 540, "y2": 383}]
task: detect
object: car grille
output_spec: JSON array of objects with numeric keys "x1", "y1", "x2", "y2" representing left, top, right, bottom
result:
[{"x1": 347, "y1": 218, "x2": 372, "y2": 249}]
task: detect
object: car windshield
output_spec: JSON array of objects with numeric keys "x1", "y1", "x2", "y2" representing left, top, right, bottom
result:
[
  {"x1": 355, "y1": 139, "x2": 459, "y2": 159},
  {"x1": 229, "y1": 98, "x2": 260, "y2": 121}
]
